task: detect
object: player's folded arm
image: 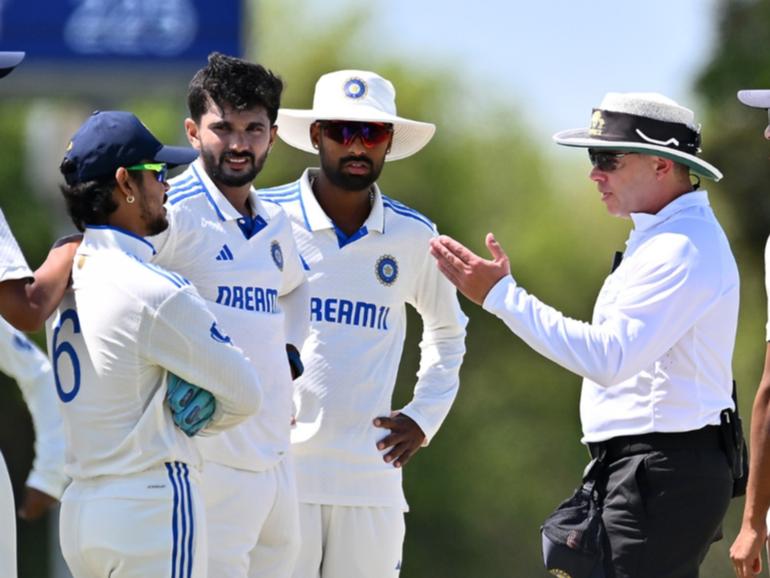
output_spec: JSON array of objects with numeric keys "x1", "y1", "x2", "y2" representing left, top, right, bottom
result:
[{"x1": 143, "y1": 287, "x2": 263, "y2": 432}]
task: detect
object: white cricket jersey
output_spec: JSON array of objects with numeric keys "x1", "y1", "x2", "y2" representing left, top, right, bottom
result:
[
  {"x1": 47, "y1": 226, "x2": 262, "y2": 480},
  {"x1": 0, "y1": 318, "x2": 67, "y2": 498},
  {"x1": 150, "y1": 160, "x2": 309, "y2": 472},
  {"x1": 260, "y1": 168, "x2": 467, "y2": 509},
  {"x1": 0, "y1": 208, "x2": 32, "y2": 282},
  {"x1": 483, "y1": 191, "x2": 739, "y2": 442}
]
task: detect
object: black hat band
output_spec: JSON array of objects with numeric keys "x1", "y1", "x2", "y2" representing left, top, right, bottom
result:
[{"x1": 588, "y1": 109, "x2": 701, "y2": 153}]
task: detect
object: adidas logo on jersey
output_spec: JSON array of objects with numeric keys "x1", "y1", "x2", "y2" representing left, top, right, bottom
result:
[{"x1": 215, "y1": 244, "x2": 234, "y2": 261}]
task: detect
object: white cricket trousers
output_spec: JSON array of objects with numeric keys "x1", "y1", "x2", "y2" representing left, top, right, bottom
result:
[
  {"x1": 0, "y1": 452, "x2": 17, "y2": 578},
  {"x1": 202, "y1": 456, "x2": 300, "y2": 578},
  {"x1": 293, "y1": 503, "x2": 405, "y2": 578},
  {"x1": 59, "y1": 462, "x2": 206, "y2": 578}
]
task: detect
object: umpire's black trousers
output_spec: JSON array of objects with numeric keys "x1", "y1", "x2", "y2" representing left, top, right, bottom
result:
[{"x1": 589, "y1": 426, "x2": 733, "y2": 578}]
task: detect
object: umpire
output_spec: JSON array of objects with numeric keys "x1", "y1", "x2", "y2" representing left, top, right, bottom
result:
[{"x1": 430, "y1": 92, "x2": 738, "y2": 578}]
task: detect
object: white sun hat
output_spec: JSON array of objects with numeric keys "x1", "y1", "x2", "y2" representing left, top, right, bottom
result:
[
  {"x1": 553, "y1": 92, "x2": 722, "y2": 181},
  {"x1": 277, "y1": 70, "x2": 436, "y2": 161}
]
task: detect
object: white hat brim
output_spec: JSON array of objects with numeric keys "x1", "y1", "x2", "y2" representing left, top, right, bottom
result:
[
  {"x1": 0, "y1": 51, "x2": 24, "y2": 79},
  {"x1": 737, "y1": 90, "x2": 770, "y2": 109},
  {"x1": 553, "y1": 128, "x2": 723, "y2": 181},
  {"x1": 276, "y1": 107, "x2": 436, "y2": 161}
]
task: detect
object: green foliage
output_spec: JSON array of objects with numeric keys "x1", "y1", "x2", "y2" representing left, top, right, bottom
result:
[{"x1": 0, "y1": 102, "x2": 53, "y2": 267}]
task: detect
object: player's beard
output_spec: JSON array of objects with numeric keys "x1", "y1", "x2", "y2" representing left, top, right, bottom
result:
[
  {"x1": 320, "y1": 153, "x2": 384, "y2": 192},
  {"x1": 200, "y1": 146, "x2": 269, "y2": 188},
  {"x1": 139, "y1": 191, "x2": 169, "y2": 236}
]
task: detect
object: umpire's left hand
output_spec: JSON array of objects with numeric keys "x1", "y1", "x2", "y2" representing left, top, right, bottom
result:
[{"x1": 373, "y1": 412, "x2": 425, "y2": 468}]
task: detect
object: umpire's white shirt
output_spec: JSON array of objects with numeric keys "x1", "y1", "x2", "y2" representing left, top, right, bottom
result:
[
  {"x1": 151, "y1": 161, "x2": 309, "y2": 472},
  {"x1": 0, "y1": 208, "x2": 32, "y2": 282},
  {"x1": 48, "y1": 226, "x2": 262, "y2": 480},
  {"x1": 260, "y1": 169, "x2": 467, "y2": 510},
  {"x1": 483, "y1": 191, "x2": 739, "y2": 442}
]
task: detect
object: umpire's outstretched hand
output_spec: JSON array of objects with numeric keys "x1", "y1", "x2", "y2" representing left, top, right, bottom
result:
[
  {"x1": 373, "y1": 412, "x2": 425, "y2": 468},
  {"x1": 429, "y1": 233, "x2": 510, "y2": 305}
]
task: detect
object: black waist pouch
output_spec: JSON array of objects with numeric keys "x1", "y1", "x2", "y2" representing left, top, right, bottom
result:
[{"x1": 541, "y1": 458, "x2": 605, "y2": 578}]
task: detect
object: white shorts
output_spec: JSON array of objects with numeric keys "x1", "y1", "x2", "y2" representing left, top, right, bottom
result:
[
  {"x1": 293, "y1": 503, "x2": 405, "y2": 578},
  {"x1": 0, "y1": 452, "x2": 17, "y2": 578},
  {"x1": 59, "y1": 462, "x2": 206, "y2": 578},
  {"x1": 202, "y1": 457, "x2": 300, "y2": 578}
]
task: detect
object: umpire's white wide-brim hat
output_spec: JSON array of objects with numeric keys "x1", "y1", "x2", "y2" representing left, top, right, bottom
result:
[
  {"x1": 737, "y1": 89, "x2": 770, "y2": 139},
  {"x1": 277, "y1": 70, "x2": 436, "y2": 161},
  {"x1": 0, "y1": 52, "x2": 24, "y2": 79},
  {"x1": 553, "y1": 92, "x2": 722, "y2": 181}
]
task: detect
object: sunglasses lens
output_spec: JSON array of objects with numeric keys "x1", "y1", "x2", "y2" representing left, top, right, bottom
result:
[
  {"x1": 589, "y1": 151, "x2": 622, "y2": 172},
  {"x1": 323, "y1": 122, "x2": 392, "y2": 148},
  {"x1": 322, "y1": 123, "x2": 348, "y2": 145},
  {"x1": 359, "y1": 124, "x2": 392, "y2": 146},
  {"x1": 157, "y1": 166, "x2": 168, "y2": 182}
]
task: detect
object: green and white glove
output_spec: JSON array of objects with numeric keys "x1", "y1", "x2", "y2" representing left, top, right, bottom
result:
[{"x1": 166, "y1": 372, "x2": 217, "y2": 437}]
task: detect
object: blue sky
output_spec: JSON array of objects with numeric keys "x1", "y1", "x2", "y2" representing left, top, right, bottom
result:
[{"x1": 308, "y1": 0, "x2": 719, "y2": 142}]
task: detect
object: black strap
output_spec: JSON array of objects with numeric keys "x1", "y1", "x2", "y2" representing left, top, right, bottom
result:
[{"x1": 610, "y1": 251, "x2": 623, "y2": 274}]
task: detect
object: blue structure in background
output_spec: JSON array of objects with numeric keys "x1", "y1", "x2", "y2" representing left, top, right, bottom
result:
[{"x1": 0, "y1": 0, "x2": 242, "y2": 64}]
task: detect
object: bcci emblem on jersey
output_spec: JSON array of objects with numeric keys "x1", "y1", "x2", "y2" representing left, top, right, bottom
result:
[
  {"x1": 376, "y1": 255, "x2": 398, "y2": 286},
  {"x1": 271, "y1": 240, "x2": 284, "y2": 271},
  {"x1": 343, "y1": 77, "x2": 367, "y2": 99}
]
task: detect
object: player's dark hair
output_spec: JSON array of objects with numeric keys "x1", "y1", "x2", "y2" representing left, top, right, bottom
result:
[
  {"x1": 187, "y1": 52, "x2": 283, "y2": 124},
  {"x1": 59, "y1": 159, "x2": 142, "y2": 231}
]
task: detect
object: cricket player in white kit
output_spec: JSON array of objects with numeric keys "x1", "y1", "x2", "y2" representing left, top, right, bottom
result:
[
  {"x1": 261, "y1": 70, "x2": 467, "y2": 578},
  {"x1": 0, "y1": 51, "x2": 77, "y2": 578},
  {"x1": 51, "y1": 110, "x2": 263, "y2": 578},
  {"x1": 0, "y1": 318, "x2": 68, "y2": 517},
  {"x1": 0, "y1": 205, "x2": 31, "y2": 578},
  {"x1": 148, "y1": 53, "x2": 309, "y2": 578}
]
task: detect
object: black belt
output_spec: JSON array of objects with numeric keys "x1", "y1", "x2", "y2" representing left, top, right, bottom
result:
[{"x1": 588, "y1": 425, "x2": 723, "y2": 461}]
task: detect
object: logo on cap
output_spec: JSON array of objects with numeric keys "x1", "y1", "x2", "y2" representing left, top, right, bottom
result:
[
  {"x1": 589, "y1": 110, "x2": 605, "y2": 136},
  {"x1": 376, "y1": 255, "x2": 398, "y2": 286},
  {"x1": 343, "y1": 78, "x2": 367, "y2": 99},
  {"x1": 271, "y1": 240, "x2": 284, "y2": 271}
]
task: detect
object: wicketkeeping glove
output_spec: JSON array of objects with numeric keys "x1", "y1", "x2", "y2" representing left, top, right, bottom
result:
[{"x1": 166, "y1": 372, "x2": 217, "y2": 437}]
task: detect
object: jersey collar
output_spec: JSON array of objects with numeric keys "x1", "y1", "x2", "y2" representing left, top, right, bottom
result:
[
  {"x1": 629, "y1": 190, "x2": 709, "y2": 233},
  {"x1": 81, "y1": 225, "x2": 157, "y2": 261},
  {"x1": 188, "y1": 159, "x2": 270, "y2": 224},
  {"x1": 298, "y1": 167, "x2": 385, "y2": 234}
]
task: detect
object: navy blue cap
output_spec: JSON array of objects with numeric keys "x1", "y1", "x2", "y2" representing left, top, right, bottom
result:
[
  {"x1": 61, "y1": 111, "x2": 198, "y2": 185},
  {"x1": 0, "y1": 52, "x2": 24, "y2": 79}
]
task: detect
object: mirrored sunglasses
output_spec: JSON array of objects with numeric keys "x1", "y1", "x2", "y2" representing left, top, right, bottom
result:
[
  {"x1": 126, "y1": 162, "x2": 169, "y2": 182},
  {"x1": 320, "y1": 121, "x2": 393, "y2": 148}
]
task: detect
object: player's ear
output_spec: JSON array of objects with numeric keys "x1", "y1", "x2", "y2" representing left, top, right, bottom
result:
[
  {"x1": 310, "y1": 122, "x2": 321, "y2": 150},
  {"x1": 114, "y1": 167, "x2": 139, "y2": 201},
  {"x1": 185, "y1": 118, "x2": 201, "y2": 150}
]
